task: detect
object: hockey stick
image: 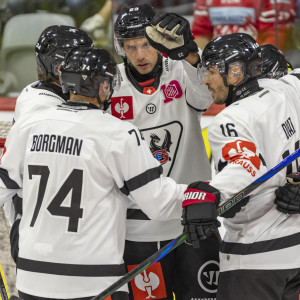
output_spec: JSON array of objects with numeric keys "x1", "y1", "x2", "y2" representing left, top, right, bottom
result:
[
  {"x1": 0, "y1": 264, "x2": 9, "y2": 300},
  {"x1": 93, "y1": 147, "x2": 300, "y2": 300}
]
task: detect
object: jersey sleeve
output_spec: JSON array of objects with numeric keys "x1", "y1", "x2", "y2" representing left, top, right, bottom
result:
[
  {"x1": 181, "y1": 49, "x2": 213, "y2": 111},
  {"x1": 208, "y1": 107, "x2": 268, "y2": 205},
  {"x1": 191, "y1": 0, "x2": 213, "y2": 38},
  {"x1": 0, "y1": 123, "x2": 23, "y2": 207},
  {"x1": 105, "y1": 121, "x2": 187, "y2": 220}
]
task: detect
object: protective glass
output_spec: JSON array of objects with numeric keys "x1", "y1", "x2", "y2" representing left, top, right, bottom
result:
[{"x1": 197, "y1": 60, "x2": 225, "y2": 84}]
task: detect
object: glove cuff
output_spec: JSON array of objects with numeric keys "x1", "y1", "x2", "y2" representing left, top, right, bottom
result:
[{"x1": 182, "y1": 188, "x2": 217, "y2": 207}]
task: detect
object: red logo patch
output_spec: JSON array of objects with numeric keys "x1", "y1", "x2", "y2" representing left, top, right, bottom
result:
[
  {"x1": 161, "y1": 80, "x2": 183, "y2": 103},
  {"x1": 143, "y1": 86, "x2": 156, "y2": 95},
  {"x1": 110, "y1": 96, "x2": 134, "y2": 120},
  {"x1": 222, "y1": 140, "x2": 261, "y2": 176},
  {"x1": 127, "y1": 262, "x2": 167, "y2": 300}
]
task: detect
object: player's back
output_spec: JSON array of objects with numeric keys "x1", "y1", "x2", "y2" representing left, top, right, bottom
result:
[
  {"x1": 15, "y1": 102, "x2": 131, "y2": 297},
  {"x1": 11, "y1": 99, "x2": 184, "y2": 297}
]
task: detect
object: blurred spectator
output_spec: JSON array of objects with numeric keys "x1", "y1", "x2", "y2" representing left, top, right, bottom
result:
[
  {"x1": 80, "y1": 0, "x2": 113, "y2": 48},
  {"x1": 6, "y1": 0, "x2": 65, "y2": 16},
  {"x1": 64, "y1": 0, "x2": 103, "y2": 27},
  {"x1": 192, "y1": 0, "x2": 296, "y2": 51},
  {"x1": 6, "y1": 0, "x2": 103, "y2": 27}
]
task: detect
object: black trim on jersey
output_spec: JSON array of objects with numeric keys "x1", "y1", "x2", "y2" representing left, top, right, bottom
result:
[
  {"x1": 13, "y1": 193, "x2": 23, "y2": 215},
  {"x1": 291, "y1": 73, "x2": 300, "y2": 80},
  {"x1": 120, "y1": 165, "x2": 163, "y2": 196},
  {"x1": 0, "y1": 168, "x2": 20, "y2": 189},
  {"x1": 186, "y1": 98, "x2": 207, "y2": 113},
  {"x1": 17, "y1": 257, "x2": 126, "y2": 277},
  {"x1": 258, "y1": 90, "x2": 270, "y2": 98},
  {"x1": 220, "y1": 232, "x2": 300, "y2": 255},
  {"x1": 127, "y1": 208, "x2": 150, "y2": 220},
  {"x1": 32, "y1": 81, "x2": 69, "y2": 101},
  {"x1": 259, "y1": 153, "x2": 267, "y2": 167}
]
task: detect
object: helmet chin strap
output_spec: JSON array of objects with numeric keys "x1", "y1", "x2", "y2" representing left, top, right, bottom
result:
[
  {"x1": 96, "y1": 91, "x2": 113, "y2": 111},
  {"x1": 222, "y1": 73, "x2": 252, "y2": 107},
  {"x1": 225, "y1": 85, "x2": 235, "y2": 107}
]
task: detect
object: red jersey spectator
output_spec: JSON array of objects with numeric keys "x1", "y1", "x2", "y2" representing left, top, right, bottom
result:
[{"x1": 192, "y1": 0, "x2": 295, "y2": 51}]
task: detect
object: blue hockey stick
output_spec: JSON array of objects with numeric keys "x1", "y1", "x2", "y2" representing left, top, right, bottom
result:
[{"x1": 93, "y1": 147, "x2": 300, "y2": 300}]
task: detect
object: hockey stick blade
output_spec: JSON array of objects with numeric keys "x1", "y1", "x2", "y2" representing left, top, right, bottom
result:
[
  {"x1": 93, "y1": 147, "x2": 300, "y2": 300},
  {"x1": 0, "y1": 265, "x2": 9, "y2": 300}
]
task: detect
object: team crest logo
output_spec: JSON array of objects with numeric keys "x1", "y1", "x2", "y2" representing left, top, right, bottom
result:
[
  {"x1": 141, "y1": 121, "x2": 183, "y2": 176},
  {"x1": 110, "y1": 96, "x2": 133, "y2": 120},
  {"x1": 161, "y1": 80, "x2": 183, "y2": 103},
  {"x1": 127, "y1": 262, "x2": 167, "y2": 299},
  {"x1": 198, "y1": 260, "x2": 219, "y2": 294},
  {"x1": 149, "y1": 130, "x2": 172, "y2": 165}
]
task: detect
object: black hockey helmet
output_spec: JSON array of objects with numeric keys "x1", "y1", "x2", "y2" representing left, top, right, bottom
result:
[
  {"x1": 114, "y1": 4, "x2": 156, "y2": 56},
  {"x1": 60, "y1": 47, "x2": 121, "y2": 110},
  {"x1": 35, "y1": 25, "x2": 94, "y2": 82},
  {"x1": 259, "y1": 44, "x2": 292, "y2": 79},
  {"x1": 201, "y1": 33, "x2": 262, "y2": 86}
]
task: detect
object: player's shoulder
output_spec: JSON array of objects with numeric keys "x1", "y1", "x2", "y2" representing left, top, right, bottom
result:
[
  {"x1": 17, "y1": 81, "x2": 64, "y2": 103},
  {"x1": 213, "y1": 87, "x2": 274, "y2": 123},
  {"x1": 117, "y1": 63, "x2": 135, "y2": 89}
]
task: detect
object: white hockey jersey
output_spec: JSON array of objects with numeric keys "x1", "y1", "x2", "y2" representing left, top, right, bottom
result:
[
  {"x1": 14, "y1": 81, "x2": 67, "y2": 123},
  {"x1": 0, "y1": 102, "x2": 186, "y2": 298},
  {"x1": 3, "y1": 81, "x2": 67, "y2": 225},
  {"x1": 108, "y1": 54, "x2": 213, "y2": 241},
  {"x1": 208, "y1": 77, "x2": 300, "y2": 272}
]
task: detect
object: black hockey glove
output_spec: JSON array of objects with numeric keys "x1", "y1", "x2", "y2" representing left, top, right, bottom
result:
[
  {"x1": 275, "y1": 172, "x2": 300, "y2": 214},
  {"x1": 145, "y1": 13, "x2": 198, "y2": 60},
  {"x1": 181, "y1": 181, "x2": 221, "y2": 248}
]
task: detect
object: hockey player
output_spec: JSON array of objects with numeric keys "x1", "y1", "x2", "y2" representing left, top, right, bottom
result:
[
  {"x1": 3, "y1": 24, "x2": 94, "y2": 264},
  {"x1": 110, "y1": 4, "x2": 219, "y2": 300},
  {"x1": 14, "y1": 25, "x2": 94, "y2": 123},
  {"x1": 181, "y1": 33, "x2": 300, "y2": 299},
  {"x1": 0, "y1": 47, "x2": 187, "y2": 300}
]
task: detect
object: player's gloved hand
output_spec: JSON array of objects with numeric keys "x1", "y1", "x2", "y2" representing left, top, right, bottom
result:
[
  {"x1": 275, "y1": 172, "x2": 300, "y2": 214},
  {"x1": 145, "y1": 13, "x2": 198, "y2": 60},
  {"x1": 221, "y1": 196, "x2": 250, "y2": 219},
  {"x1": 181, "y1": 181, "x2": 221, "y2": 248}
]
